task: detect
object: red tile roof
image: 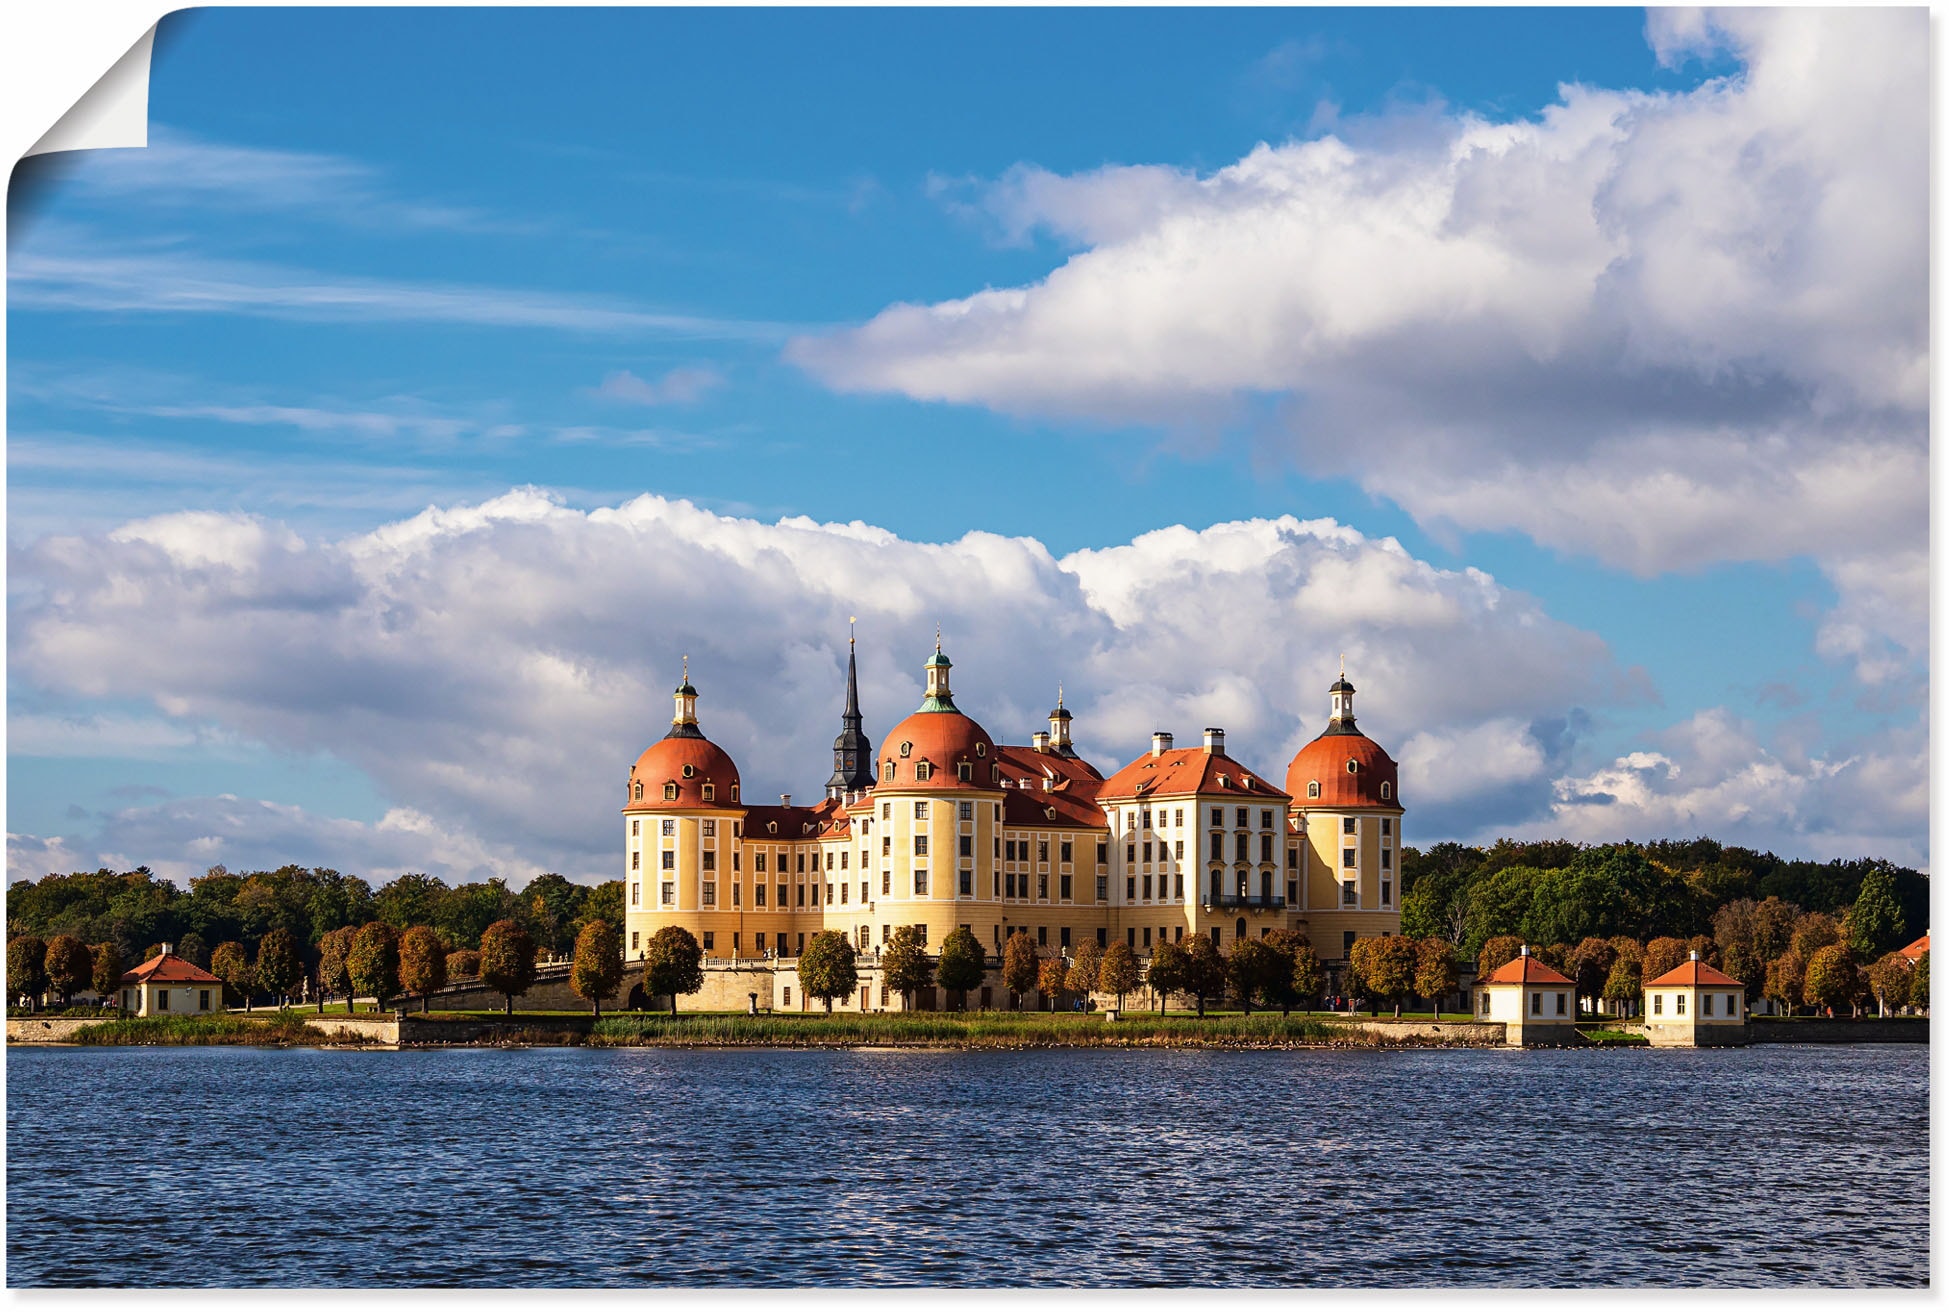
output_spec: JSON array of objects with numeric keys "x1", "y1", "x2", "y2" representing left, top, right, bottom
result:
[
  {"x1": 1898, "y1": 933, "x2": 1930, "y2": 961},
  {"x1": 1098, "y1": 746, "x2": 1289, "y2": 803},
  {"x1": 1645, "y1": 959, "x2": 1745, "y2": 989},
  {"x1": 120, "y1": 952, "x2": 221, "y2": 986},
  {"x1": 1481, "y1": 955, "x2": 1574, "y2": 986},
  {"x1": 1286, "y1": 730, "x2": 1402, "y2": 811},
  {"x1": 995, "y1": 743, "x2": 1104, "y2": 792}
]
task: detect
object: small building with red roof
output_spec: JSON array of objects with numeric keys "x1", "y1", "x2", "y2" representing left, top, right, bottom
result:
[
  {"x1": 1643, "y1": 951, "x2": 1749, "y2": 1047},
  {"x1": 1473, "y1": 946, "x2": 1578, "y2": 1045},
  {"x1": 118, "y1": 944, "x2": 222, "y2": 1017},
  {"x1": 1897, "y1": 933, "x2": 1929, "y2": 962}
]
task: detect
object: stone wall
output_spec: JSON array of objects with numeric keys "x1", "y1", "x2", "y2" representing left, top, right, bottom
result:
[
  {"x1": 1340, "y1": 1019, "x2": 1505, "y2": 1044},
  {"x1": 1748, "y1": 1018, "x2": 1929, "y2": 1044},
  {"x1": 6, "y1": 1016, "x2": 106, "y2": 1044}
]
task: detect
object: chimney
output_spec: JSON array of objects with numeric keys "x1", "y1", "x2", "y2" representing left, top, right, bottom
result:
[
  {"x1": 1151, "y1": 731, "x2": 1173, "y2": 756},
  {"x1": 1689, "y1": 949, "x2": 1699, "y2": 961},
  {"x1": 780, "y1": 794, "x2": 791, "y2": 808},
  {"x1": 1031, "y1": 731, "x2": 1051, "y2": 753},
  {"x1": 161, "y1": 942, "x2": 174, "y2": 956},
  {"x1": 1204, "y1": 727, "x2": 1225, "y2": 753},
  {"x1": 1519, "y1": 944, "x2": 1530, "y2": 957}
]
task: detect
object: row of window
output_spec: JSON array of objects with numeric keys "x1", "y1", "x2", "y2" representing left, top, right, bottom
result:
[
  {"x1": 1652, "y1": 993, "x2": 1742, "y2": 1017},
  {"x1": 1304, "y1": 779, "x2": 1394, "y2": 800}
]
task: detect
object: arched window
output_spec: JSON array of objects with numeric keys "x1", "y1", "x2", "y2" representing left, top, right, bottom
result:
[
  {"x1": 916, "y1": 762, "x2": 932, "y2": 782},
  {"x1": 663, "y1": 783, "x2": 678, "y2": 801},
  {"x1": 634, "y1": 781, "x2": 644, "y2": 800},
  {"x1": 957, "y1": 761, "x2": 972, "y2": 781},
  {"x1": 1307, "y1": 781, "x2": 1320, "y2": 799},
  {"x1": 1380, "y1": 781, "x2": 1392, "y2": 800},
  {"x1": 1235, "y1": 917, "x2": 1246, "y2": 941},
  {"x1": 731, "y1": 783, "x2": 740, "y2": 802},
  {"x1": 701, "y1": 784, "x2": 715, "y2": 802},
  {"x1": 885, "y1": 762, "x2": 897, "y2": 781}
]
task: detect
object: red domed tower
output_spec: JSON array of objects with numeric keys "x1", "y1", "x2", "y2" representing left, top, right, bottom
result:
[{"x1": 1283, "y1": 666, "x2": 1404, "y2": 968}]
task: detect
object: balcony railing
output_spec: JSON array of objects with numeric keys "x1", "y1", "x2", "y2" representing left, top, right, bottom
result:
[{"x1": 1203, "y1": 892, "x2": 1286, "y2": 911}]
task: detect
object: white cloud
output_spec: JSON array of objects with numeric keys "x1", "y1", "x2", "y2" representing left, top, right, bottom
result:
[
  {"x1": 9, "y1": 491, "x2": 1637, "y2": 882},
  {"x1": 591, "y1": 366, "x2": 725, "y2": 406},
  {"x1": 788, "y1": 9, "x2": 1926, "y2": 685}
]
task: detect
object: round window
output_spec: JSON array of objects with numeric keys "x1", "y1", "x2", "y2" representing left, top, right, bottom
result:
[
  {"x1": 1346, "y1": 759, "x2": 1359, "y2": 774},
  {"x1": 900, "y1": 741, "x2": 913, "y2": 757},
  {"x1": 682, "y1": 764, "x2": 695, "y2": 778}
]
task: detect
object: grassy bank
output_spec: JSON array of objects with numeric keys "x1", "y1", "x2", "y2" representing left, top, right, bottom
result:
[
  {"x1": 71, "y1": 1015, "x2": 354, "y2": 1046},
  {"x1": 587, "y1": 1011, "x2": 1410, "y2": 1048}
]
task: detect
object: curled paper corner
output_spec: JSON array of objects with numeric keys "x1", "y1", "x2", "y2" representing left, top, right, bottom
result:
[{"x1": 27, "y1": 23, "x2": 157, "y2": 158}]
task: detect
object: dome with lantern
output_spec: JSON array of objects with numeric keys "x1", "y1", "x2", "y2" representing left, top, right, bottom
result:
[
  {"x1": 1283, "y1": 668, "x2": 1402, "y2": 810},
  {"x1": 626, "y1": 662, "x2": 742, "y2": 810}
]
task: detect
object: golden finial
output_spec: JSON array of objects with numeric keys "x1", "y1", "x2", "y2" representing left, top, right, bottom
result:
[
  {"x1": 1057, "y1": 680, "x2": 1064, "y2": 709},
  {"x1": 682, "y1": 653, "x2": 689, "y2": 681},
  {"x1": 849, "y1": 616, "x2": 856, "y2": 648},
  {"x1": 935, "y1": 622, "x2": 942, "y2": 653},
  {"x1": 1339, "y1": 651, "x2": 1345, "y2": 677}
]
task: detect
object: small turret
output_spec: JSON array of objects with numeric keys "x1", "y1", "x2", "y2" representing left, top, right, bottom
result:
[
  {"x1": 667, "y1": 655, "x2": 703, "y2": 739},
  {"x1": 1047, "y1": 684, "x2": 1077, "y2": 757}
]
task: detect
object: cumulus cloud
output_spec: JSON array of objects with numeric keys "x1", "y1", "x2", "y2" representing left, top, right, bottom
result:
[
  {"x1": 9, "y1": 492, "x2": 1638, "y2": 883},
  {"x1": 788, "y1": 9, "x2": 1927, "y2": 686}
]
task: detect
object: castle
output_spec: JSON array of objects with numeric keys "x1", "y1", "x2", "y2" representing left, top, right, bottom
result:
[{"x1": 621, "y1": 637, "x2": 1403, "y2": 1009}]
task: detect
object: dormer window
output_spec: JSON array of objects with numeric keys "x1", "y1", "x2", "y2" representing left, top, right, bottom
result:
[
  {"x1": 916, "y1": 762, "x2": 932, "y2": 782},
  {"x1": 957, "y1": 762, "x2": 972, "y2": 781},
  {"x1": 682, "y1": 764, "x2": 696, "y2": 778},
  {"x1": 900, "y1": 742, "x2": 913, "y2": 758},
  {"x1": 767, "y1": 822, "x2": 777, "y2": 834},
  {"x1": 701, "y1": 784, "x2": 716, "y2": 802},
  {"x1": 731, "y1": 783, "x2": 740, "y2": 802},
  {"x1": 975, "y1": 742, "x2": 987, "y2": 756},
  {"x1": 663, "y1": 783, "x2": 678, "y2": 801},
  {"x1": 634, "y1": 782, "x2": 644, "y2": 800},
  {"x1": 1346, "y1": 760, "x2": 1360, "y2": 774},
  {"x1": 1308, "y1": 781, "x2": 1320, "y2": 799},
  {"x1": 1380, "y1": 781, "x2": 1392, "y2": 800},
  {"x1": 885, "y1": 762, "x2": 897, "y2": 781}
]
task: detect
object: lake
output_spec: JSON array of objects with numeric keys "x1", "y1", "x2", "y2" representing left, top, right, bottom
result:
[{"x1": 5, "y1": 1043, "x2": 1928, "y2": 1287}]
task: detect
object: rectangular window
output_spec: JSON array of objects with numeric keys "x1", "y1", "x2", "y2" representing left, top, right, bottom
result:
[
  {"x1": 1037, "y1": 926, "x2": 1047, "y2": 947},
  {"x1": 1343, "y1": 817, "x2": 1356, "y2": 834},
  {"x1": 702, "y1": 851, "x2": 716, "y2": 872},
  {"x1": 1286, "y1": 847, "x2": 1298, "y2": 869},
  {"x1": 959, "y1": 869, "x2": 973, "y2": 896},
  {"x1": 797, "y1": 853, "x2": 807, "y2": 873},
  {"x1": 1676, "y1": 993, "x2": 1687, "y2": 1015},
  {"x1": 778, "y1": 884, "x2": 788, "y2": 906},
  {"x1": 1060, "y1": 841, "x2": 1072, "y2": 863},
  {"x1": 1060, "y1": 875, "x2": 1072, "y2": 900},
  {"x1": 755, "y1": 852, "x2": 767, "y2": 873},
  {"x1": 839, "y1": 883, "x2": 848, "y2": 904},
  {"x1": 662, "y1": 819, "x2": 676, "y2": 836},
  {"x1": 1143, "y1": 927, "x2": 1152, "y2": 948},
  {"x1": 1531, "y1": 992, "x2": 1542, "y2": 1015},
  {"x1": 632, "y1": 819, "x2": 640, "y2": 836},
  {"x1": 702, "y1": 882, "x2": 716, "y2": 906},
  {"x1": 1728, "y1": 994, "x2": 1739, "y2": 1016},
  {"x1": 1127, "y1": 876, "x2": 1137, "y2": 900},
  {"x1": 1235, "y1": 834, "x2": 1249, "y2": 861},
  {"x1": 1342, "y1": 881, "x2": 1356, "y2": 907},
  {"x1": 1342, "y1": 849, "x2": 1356, "y2": 868},
  {"x1": 631, "y1": 931, "x2": 640, "y2": 951},
  {"x1": 797, "y1": 884, "x2": 806, "y2": 906},
  {"x1": 199, "y1": 989, "x2": 211, "y2": 1010},
  {"x1": 914, "y1": 801, "x2": 928, "y2": 819},
  {"x1": 1095, "y1": 876, "x2": 1108, "y2": 902},
  {"x1": 1211, "y1": 807, "x2": 1223, "y2": 827},
  {"x1": 1381, "y1": 880, "x2": 1392, "y2": 905},
  {"x1": 1287, "y1": 879, "x2": 1299, "y2": 905},
  {"x1": 631, "y1": 882, "x2": 640, "y2": 906},
  {"x1": 797, "y1": 934, "x2": 805, "y2": 955},
  {"x1": 1096, "y1": 927, "x2": 1108, "y2": 948},
  {"x1": 1260, "y1": 834, "x2": 1273, "y2": 861},
  {"x1": 959, "y1": 801, "x2": 973, "y2": 820},
  {"x1": 631, "y1": 850, "x2": 641, "y2": 871},
  {"x1": 661, "y1": 882, "x2": 675, "y2": 906},
  {"x1": 755, "y1": 932, "x2": 765, "y2": 952},
  {"x1": 1035, "y1": 874, "x2": 1047, "y2": 899},
  {"x1": 914, "y1": 870, "x2": 929, "y2": 895},
  {"x1": 156, "y1": 989, "x2": 169, "y2": 1011},
  {"x1": 1097, "y1": 842, "x2": 1108, "y2": 866},
  {"x1": 702, "y1": 931, "x2": 715, "y2": 951},
  {"x1": 914, "y1": 835, "x2": 929, "y2": 856},
  {"x1": 783, "y1": 986, "x2": 792, "y2": 1005},
  {"x1": 1260, "y1": 810, "x2": 1273, "y2": 829},
  {"x1": 1141, "y1": 810, "x2": 1151, "y2": 829},
  {"x1": 1233, "y1": 808, "x2": 1246, "y2": 828},
  {"x1": 1653, "y1": 994, "x2": 1663, "y2": 1015},
  {"x1": 733, "y1": 851, "x2": 741, "y2": 872},
  {"x1": 1702, "y1": 993, "x2": 1713, "y2": 1016},
  {"x1": 826, "y1": 851, "x2": 835, "y2": 871},
  {"x1": 661, "y1": 850, "x2": 675, "y2": 871},
  {"x1": 1005, "y1": 872, "x2": 1016, "y2": 898},
  {"x1": 1142, "y1": 841, "x2": 1153, "y2": 863},
  {"x1": 841, "y1": 850, "x2": 850, "y2": 870},
  {"x1": 862, "y1": 881, "x2": 869, "y2": 903},
  {"x1": 1175, "y1": 840, "x2": 1184, "y2": 860},
  {"x1": 1142, "y1": 875, "x2": 1153, "y2": 900},
  {"x1": 702, "y1": 820, "x2": 716, "y2": 838},
  {"x1": 1381, "y1": 849, "x2": 1393, "y2": 870},
  {"x1": 1037, "y1": 841, "x2": 1049, "y2": 863},
  {"x1": 1381, "y1": 818, "x2": 1392, "y2": 836},
  {"x1": 755, "y1": 884, "x2": 767, "y2": 907},
  {"x1": 959, "y1": 834, "x2": 973, "y2": 857},
  {"x1": 1556, "y1": 993, "x2": 1566, "y2": 1016},
  {"x1": 883, "y1": 837, "x2": 892, "y2": 856},
  {"x1": 1174, "y1": 873, "x2": 1184, "y2": 899}
]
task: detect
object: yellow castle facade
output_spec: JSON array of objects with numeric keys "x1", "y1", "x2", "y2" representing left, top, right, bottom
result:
[{"x1": 620, "y1": 638, "x2": 1403, "y2": 999}]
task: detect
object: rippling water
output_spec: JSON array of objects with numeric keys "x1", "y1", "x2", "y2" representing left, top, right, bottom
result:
[{"x1": 6, "y1": 1043, "x2": 1927, "y2": 1287}]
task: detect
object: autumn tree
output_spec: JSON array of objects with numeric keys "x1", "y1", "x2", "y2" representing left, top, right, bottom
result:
[
  {"x1": 91, "y1": 942, "x2": 124, "y2": 1011},
  {"x1": 1099, "y1": 940, "x2": 1142, "y2": 1010},
  {"x1": 9, "y1": 934, "x2": 49, "y2": 1009},
  {"x1": 1866, "y1": 951, "x2": 1912, "y2": 1017},
  {"x1": 1844, "y1": 866, "x2": 1907, "y2": 959},
  {"x1": 569, "y1": 919, "x2": 621, "y2": 1017},
  {"x1": 44, "y1": 935, "x2": 93, "y2": 1007},
  {"x1": 347, "y1": 922, "x2": 402, "y2": 1012},
  {"x1": 935, "y1": 927, "x2": 986, "y2": 1007},
  {"x1": 1143, "y1": 940, "x2": 1186, "y2": 1014},
  {"x1": 399, "y1": 925, "x2": 450, "y2": 1014},
  {"x1": 210, "y1": 940, "x2": 253, "y2": 1011},
  {"x1": 1001, "y1": 930, "x2": 1039, "y2": 1010},
  {"x1": 1415, "y1": 937, "x2": 1460, "y2": 1017},
  {"x1": 1476, "y1": 935, "x2": 1525, "y2": 980},
  {"x1": 1913, "y1": 950, "x2": 1930, "y2": 1012},
  {"x1": 1350, "y1": 936, "x2": 1418, "y2": 1017},
  {"x1": 1751, "y1": 897, "x2": 1801, "y2": 963},
  {"x1": 1180, "y1": 934, "x2": 1227, "y2": 1018},
  {"x1": 1602, "y1": 954, "x2": 1643, "y2": 1019},
  {"x1": 1290, "y1": 945, "x2": 1324, "y2": 1013},
  {"x1": 478, "y1": 918, "x2": 538, "y2": 1016},
  {"x1": 881, "y1": 926, "x2": 935, "y2": 1009},
  {"x1": 1225, "y1": 936, "x2": 1284, "y2": 1015},
  {"x1": 445, "y1": 949, "x2": 482, "y2": 981},
  {"x1": 1790, "y1": 912, "x2": 1841, "y2": 961},
  {"x1": 1565, "y1": 937, "x2": 1617, "y2": 1015},
  {"x1": 1260, "y1": 929, "x2": 1309, "y2": 1014},
  {"x1": 316, "y1": 925, "x2": 356, "y2": 1013},
  {"x1": 1764, "y1": 949, "x2": 1806, "y2": 1017},
  {"x1": 1066, "y1": 940, "x2": 1103, "y2": 1003},
  {"x1": 1803, "y1": 944, "x2": 1861, "y2": 1017},
  {"x1": 1642, "y1": 936, "x2": 1690, "y2": 983},
  {"x1": 1037, "y1": 956, "x2": 1068, "y2": 1011},
  {"x1": 797, "y1": 930, "x2": 858, "y2": 1014},
  {"x1": 254, "y1": 928, "x2": 302, "y2": 1007},
  {"x1": 641, "y1": 925, "x2": 704, "y2": 1015}
]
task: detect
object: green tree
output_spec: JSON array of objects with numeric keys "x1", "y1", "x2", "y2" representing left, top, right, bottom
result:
[
  {"x1": 1913, "y1": 950, "x2": 1929, "y2": 1012},
  {"x1": 44, "y1": 934, "x2": 93, "y2": 1006},
  {"x1": 253, "y1": 928, "x2": 303, "y2": 1007},
  {"x1": 1803, "y1": 944, "x2": 1861, "y2": 1017},
  {"x1": 1142, "y1": 940, "x2": 1186, "y2": 1014},
  {"x1": 1349, "y1": 936, "x2": 1418, "y2": 1017},
  {"x1": 1764, "y1": 949, "x2": 1806, "y2": 1017},
  {"x1": 881, "y1": 926, "x2": 935, "y2": 1009},
  {"x1": 374, "y1": 873, "x2": 447, "y2": 936},
  {"x1": 798, "y1": 930, "x2": 858, "y2": 1014},
  {"x1": 1602, "y1": 954, "x2": 1642, "y2": 1019},
  {"x1": 9, "y1": 934, "x2": 49, "y2": 1009},
  {"x1": 478, "y1": 918, "x2": 538, "y2": 1016},
  {"x1": 1037, "y1": 956, "x2": 1068, "y2": 1011},
  {"x1": 1866, "y1": 951, "x2": 1912, "y2": 1016},
  {"x1": 1415, "y1": 937, "x2": 1459, "y2": 1016},
  {"x1": 1001, "y1": 930, "x2": 1039, "y2": 1009},
  {"x1": 1844, "y1": 866, "x2": 1907, "y2": 959},
  {"x1": 641, "y1": 926, "x2": 704, "y2": 1016},
  {"x1": 347, "y1": 922, "x2": 401, "y2": 1012},
  {"x1": 174, "y1": 932, "x2": 211, "y2": 970},
  {"x1": 573, "y1": 880, "x2": 626, "y2": 945},
  {"x1": 1476, "y1": 934, "x2": 1525, "y2": 979},
  {"x1": 935, "y1": 927, "x2": 986, "y2": 1006},
  {"x1": 521, "y1": 872, "x2": 585, "y2": 958},
  {"x1": 1099, "y1": 940, "x2": 1142, "y2": 1010},
  {"x1": 91, "y1": 941, "x2": 124, "y2": 1011},
  {"x1": 1290, "y1": 945, "x2": 1324, "y2": 1012},
  {"x1": 569, "y1": 919, "x2": 622, "y2": 1017},
  {"x1": 1751, "y1": 896, "x2": 1801, "y2": 962},
  {"x1": 316, "y1": 925, "x2": 356, "y2": 1013},
  {"x1": 1642, "y1": 936, "x2": 1690, "y2": 983},
  {"x1": 445, "y1": 949, "x2": 482, "y2": 980},
  {"x1": 1066, "y1": 939, "x2": 1104, "y2": 1002},
  {"x1": 1225, "y1": 936, "x2": 1284, "y2": 1015},
  {"x1": 398, "y1": 925, "x2": 449, "y2": 1013},
  {"x1": 1180, "y1": 934, "x2": 1227, "y2": 1017},
  {"x1": 210, "y1": 940, "x2": 253, "y2": 1011}
]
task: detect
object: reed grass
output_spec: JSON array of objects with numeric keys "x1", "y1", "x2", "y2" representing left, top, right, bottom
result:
[
  {"x1": 588, "y1": 1011, "x2": 1372, "y2": 1048},
  {"x1": 71, "y1": 1014, "x2": 337, "y2": 1046}
]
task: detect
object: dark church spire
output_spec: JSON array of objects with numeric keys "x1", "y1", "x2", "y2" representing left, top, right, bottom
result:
[{"x1": 826, "y1": 620, "x2": 876, "y2": 800}]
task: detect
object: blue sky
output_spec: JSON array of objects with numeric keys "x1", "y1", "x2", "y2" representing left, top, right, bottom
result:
[{"x1": 7, "y1": 7, "x2": 1927, "y2": 885}]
